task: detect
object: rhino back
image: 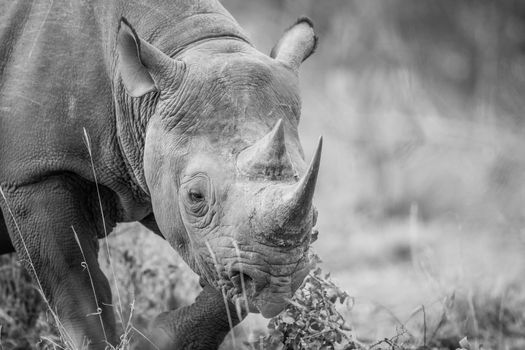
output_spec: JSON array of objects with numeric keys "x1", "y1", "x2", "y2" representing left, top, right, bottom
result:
[
  {"x1": 0, "y1": 0, "x2": 114, "y2": 184},
  {"x1": 0, "y1": 0, "x2": 248, "y2": 221}
]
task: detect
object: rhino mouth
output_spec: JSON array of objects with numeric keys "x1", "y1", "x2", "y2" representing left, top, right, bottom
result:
[
  {"x1": 216, "y1": 254, "x2": 311, "y2": 319},
  {"x1": 222, "y1": 271, "x2": 292, "y2": 318},
  {"x1": 223, "y1": 271, "x2": 259, "y2": 313}
]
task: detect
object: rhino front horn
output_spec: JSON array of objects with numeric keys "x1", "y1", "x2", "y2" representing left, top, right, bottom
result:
[
  {"x1": 289, "y1": 136, "x2": 322, "y2": 214},
  {"x1": 237, "y1": 119, "x2": 295, "y2": 179},
  {"x1": 277, "y1": 136, "x2": 322, "y2": 236}
]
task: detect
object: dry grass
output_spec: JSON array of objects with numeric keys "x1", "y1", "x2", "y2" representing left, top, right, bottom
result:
[
  {"x1": 0, "y1": 223, "x2": 198, "y2": 350},
  {"x1": 1, "y1": 220, "x2": 525, "y2": 349},
  {"x1": 0, "y1": 254, "x2": 59, "y2": 350}
]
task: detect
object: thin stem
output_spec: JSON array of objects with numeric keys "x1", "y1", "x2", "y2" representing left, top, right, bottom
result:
[
  {"x1": 83, "y1": 128, "x2": 124, "y2": 325},
  {"x1": 71, "y1": 226, "x2": 108, "y2": 345}
]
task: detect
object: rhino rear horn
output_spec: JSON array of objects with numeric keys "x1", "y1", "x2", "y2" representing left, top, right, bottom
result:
[
  {"x1": 270, "y1": 17, "x2": 318, "y2": 71},
  {"x1": 237, "y1": 119, "x2": 295, "y2": 179},
  {"x1": 117, "y1": 18, "x2": 185, "y2": 97}
]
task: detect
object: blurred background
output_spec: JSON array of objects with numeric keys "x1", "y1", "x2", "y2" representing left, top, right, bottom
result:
[{"x1": 2, "y1": 1, "x2": 525, "y2": 349}]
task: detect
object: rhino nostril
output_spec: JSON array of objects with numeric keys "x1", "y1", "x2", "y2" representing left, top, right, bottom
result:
[{"x1": 230, "y1": 271, "x2": 255, "y2": 295}]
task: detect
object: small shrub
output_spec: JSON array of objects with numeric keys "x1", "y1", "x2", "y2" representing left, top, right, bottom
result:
[{"x1": 257, "y1": 254, "x2": 357, "y2": 350}]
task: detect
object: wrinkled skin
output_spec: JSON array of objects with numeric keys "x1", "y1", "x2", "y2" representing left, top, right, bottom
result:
[{"x1": 0, "y1": 0, "x2": 319, "y2": 349}]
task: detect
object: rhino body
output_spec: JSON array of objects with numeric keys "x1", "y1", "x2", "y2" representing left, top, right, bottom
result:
[
  {"x1": 0, "y1": 0, "x2": 247, "y2": 228},
  {"x1": 0, "y1": 0, "x2": 320, "y2": 349}
]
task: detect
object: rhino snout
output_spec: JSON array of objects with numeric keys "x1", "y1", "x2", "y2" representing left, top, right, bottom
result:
[{"x1": 223, "y1": 256, "x2": 307, "y2": 318}]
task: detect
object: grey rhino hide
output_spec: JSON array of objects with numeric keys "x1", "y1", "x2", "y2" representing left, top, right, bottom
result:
[{"x1": 0, "y1": 0, "x2": 320, "y2": 348}]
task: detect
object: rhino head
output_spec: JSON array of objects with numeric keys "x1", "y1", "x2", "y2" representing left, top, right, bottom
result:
[{"x1": 116, "y1": 18, "x2": 320, "y2": 318}]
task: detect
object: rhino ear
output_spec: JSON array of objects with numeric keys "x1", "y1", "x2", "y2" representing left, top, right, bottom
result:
[
  {"x1": 270, "y1": 17, "x2": 318, "y2": 71},
  {"x1": 117, "y1": 18, "x2": 182, "y2": 97}
]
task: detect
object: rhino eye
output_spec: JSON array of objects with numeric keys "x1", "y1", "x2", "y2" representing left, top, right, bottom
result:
[
  {"x1": 189, "y1": 189, "x2": 205, "y2": 203},
  {"x1": 180, "y1": 174, "x2": 213, "y2": 218}
]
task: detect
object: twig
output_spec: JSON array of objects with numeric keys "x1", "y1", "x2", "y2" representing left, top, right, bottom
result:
[
  {"x1": 205, "y1": 241, "x2": 236, "y2": 349},
  {"x1": 71, "y1": 226, "x2": 108, "y2": 345},
  {"x1": 422, "y1": 304, "x2": 426, "y2": 346},
  {"x1": 83, "y1": 127, "x2": 125, "y2": 325}
]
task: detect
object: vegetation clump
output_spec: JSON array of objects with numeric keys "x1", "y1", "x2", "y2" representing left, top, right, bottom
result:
[{"x1": 255, "y1": 254, "x2": 356, "y2": 350}]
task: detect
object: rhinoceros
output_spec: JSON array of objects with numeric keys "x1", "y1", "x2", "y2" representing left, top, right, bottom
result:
[{"x1": 0, "y1": 0, "x2": 321, "y2": 348}]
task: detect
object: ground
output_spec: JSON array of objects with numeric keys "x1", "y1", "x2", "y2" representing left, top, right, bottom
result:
[{"x1": 2, "y1": 218, "x2": 525, "y2": 349}]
